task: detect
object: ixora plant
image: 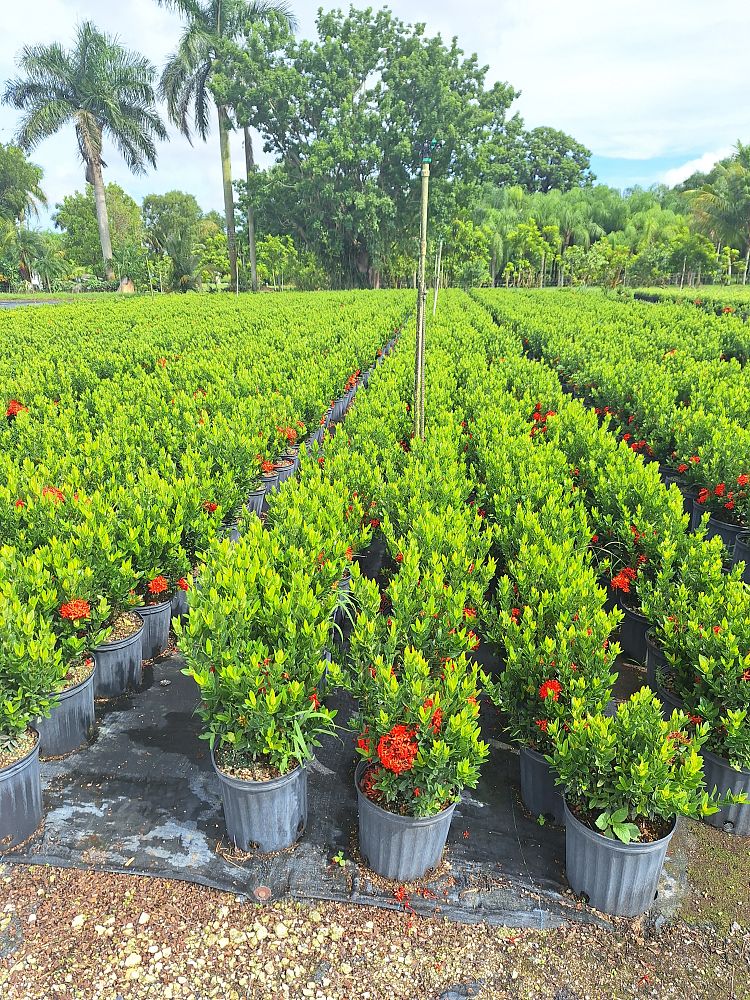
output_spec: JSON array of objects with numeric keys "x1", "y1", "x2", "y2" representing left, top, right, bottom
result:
[
  {"x1": 334, "y1": 561, "x2": 489, "y2": 880},
  {"x1": 176, "y1": 524, "x2": 336, "y2": 853},
  {"x1": 0, "y1": 594, "x2": 62, "y2": 850},
  {"x1": 547, "y1": 689, "x2": 731, "y2": 917}
]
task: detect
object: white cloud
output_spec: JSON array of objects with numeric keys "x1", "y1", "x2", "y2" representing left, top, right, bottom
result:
[
  {"x1": 1, "y1": 0, "x2": 749, "y2": 222},
  {"x1": 662, "y1": 146, "x2": 736, "y2": 187}
]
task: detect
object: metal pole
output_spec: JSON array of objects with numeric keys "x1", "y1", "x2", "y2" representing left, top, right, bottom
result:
[
  {"x1": 432, "y1": 238, "x2": 443, "y2": 317},
  {"x1": 415, "y1": 159, "x2": 430, "y2": 439}
]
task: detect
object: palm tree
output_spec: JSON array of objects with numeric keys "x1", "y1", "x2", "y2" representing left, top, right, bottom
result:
[
  {"x1": 157, "y1": 0, "x2": 295, "y2": 292},
  {"x1": 689, "y1": 144, "x2": 750, "y2": 283},
  {"x1": 3, "y1": 22, "x2": 166, "y2": 282}
]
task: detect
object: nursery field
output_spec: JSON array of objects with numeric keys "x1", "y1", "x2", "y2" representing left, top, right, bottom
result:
[{"x1": 1, "y1": 288, "x2": 749, "y2": 975}]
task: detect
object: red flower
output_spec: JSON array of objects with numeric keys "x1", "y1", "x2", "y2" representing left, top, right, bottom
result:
[
  {"x1": 309, "y1": 691, "x2": 320, "y2": 710},
  {"x1": 714, "y1": 483, "x2": 726, "y2": 498},
  {"x1": 345, "y1": 546, "x2": 353, "y2": 562},
  {"x1": 738, "y1": 474, "x2": 749, "y2": 487},
  {"x1": 42, "y1": 485, "x2": 65, "y2": 504},
  {"x1": 177, "y1": 578, "x2": 189, "y2": 592},
  {"x1": 697, "y1": 488, "x2": 710, "y2": 504},
  {"x1": 377, "y1": 725, "x2": 418, "y2": 774},
  {"x1": 677, "y1": 463, "x2": 689, "y2": 473},
  {"x1": 463, "y1": 607, "x2": 477, "y2": 620},
  {"x1": 357, "y1": 735, "x2": 372, "y2": 754},
  {"x1": 467, "y1": 696, "x2": 478, "y2": 706},
  {"x1": 535, "y1": 719, "x2": 548, "y2": 733},
  {"x1": 430, "y1": 708, "x2": 443, "y2": 734},
  {"x1": 510, "y1": 607, "x2": 521, "y2": 623},
  {"x1": 14, "y1": 498, "x2": 25, "y2": 508},
  {"x1": 590, "y1": 535, "x2": 599, "y2": 544},
  {"x1": 395, "y1": 552, "x2": 404, "y2": 563},
  {"x1": 725, "y1": 500, "x2": 735, "y2": 510},
  {"x1": 203, "y1": 501, "x2": 218, "y2": 513},
  {"x1": 689, "y1": 455, "x2": 700, "y2": 464},
  {"x1": 60, "y1": 599, "x2": 91, "y2": 621},
  {"x1": 369, "y1": 518, "x2": 380, "y2": 528},
  {"x1": 148, "y1": 576, "x2": 169, "y2": 595},
  {"x1": 713, "y1": 625, "x2": 721, "y2": 634},
  {"x1": 6, "y1": 399, "x2": 27, "y2": 418},
  {"x1": 261, "y1": 460, "x2": 275, "y2": 475},
  {"x1": 466, "y1": 631, "x2": 480, "y2": 650},
  {"x1": 539, "y1": 679, "x2": 562, "y2": 702}
]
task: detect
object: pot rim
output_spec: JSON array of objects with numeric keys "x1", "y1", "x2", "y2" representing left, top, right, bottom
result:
[
  {"x1": 520, "y1": 743, "x2": 552, "y2": 764},
  {"x1": 211, "y1": 747, "x2": 309, "y2": 790},
  {"x1": 563, "y1": 798, "x2": 676, "y2": 850},
  {"x1": 354, "y1": 759, "x2": 457, "y2": 826},
  {"x1": 136, "y1": 599, "x2": 172, "y2": 615},
  {"x1": 0, "y1": 731, "x2": 40, "y2": 778},
  {"x1": 702, "y1": 746, "x2": 750, "y2": 777},
  {"x1": 94, "y1": 618, "x2": 144, "y2": 652},
  {"x1": 50, "y1": 663, "x2": 96, "y2": 700}
]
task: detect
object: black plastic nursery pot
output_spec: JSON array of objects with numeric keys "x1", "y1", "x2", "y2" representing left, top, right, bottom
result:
[
  {"x1": 654, "y1": 678, "x2": 685, "y2": 719},
  {"x1": 680, "y1": 485, "x2": 697, "y2": 521},
  {"x1": 701, "y1": 749, "x2": 750, "y2": 836},
  {"x1": 732, "y1": 532, "x2": 750, "y2": 584},
  {"x1": 0, "y1": 736, "x2": 43, "y2": 851},
  {"x1": 563, "y1": 800, "x2": 675, "y2": 917},
  {"x1": 355, "y1": 760, "x2": 456, "y2": 882},
  {"x1": 519, "y1": 745, "x2": 565, "y2": 825},
  {"x1": 616, "y1": 598, "x2": 650, "y2": 663},
  {"x1": 704, "y1": 513, "x2": 746, "y2": 554},
  {"x1": 34, "y1": 668, "x2": 96, "y2": 757},
  {"x1": 212, "y1": 752, "x2": 308, "y2": 853},
  {"x1": 644, "y1": 629, "x2": 668, "y2": 689},
  {"x1": 246, "y1": 486, "x2": 265, "y2": 517},
  {"x1": 137, "y1": 600, "x2": 173, "y2": 661},
  {"x1": 94, "y1": 618, "x2": 144, "y2": 698}
]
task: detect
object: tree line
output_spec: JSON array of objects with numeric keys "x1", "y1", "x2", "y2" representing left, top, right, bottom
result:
[{"x1": 0, "y1": 4, "x2": 748, "y2": 292}]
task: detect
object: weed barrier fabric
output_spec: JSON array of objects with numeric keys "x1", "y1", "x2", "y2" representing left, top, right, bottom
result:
[{"x1": 5, "y1": 647, "x2": 603, "y2": 929}]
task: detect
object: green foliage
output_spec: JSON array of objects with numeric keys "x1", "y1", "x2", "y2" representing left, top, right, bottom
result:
[
  {"x1": 53, "y1": 184, "x2": 146, "y2": 280},
  {"x1": 548, "y1": 689, "x2": 720, "y2": 842}
]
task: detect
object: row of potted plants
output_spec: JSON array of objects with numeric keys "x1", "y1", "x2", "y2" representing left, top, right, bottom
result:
[
  {"x1": 0, "y1": 295, "x2": 408, "y2": 852},
  {"x1": 475, "y1": 288, "x2": 750, "y2": 568}
]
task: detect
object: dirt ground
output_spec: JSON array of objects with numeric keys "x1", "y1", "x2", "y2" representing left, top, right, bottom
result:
[{"x1": 1, "y1": 857, "x2": 748, "y2": 1000}]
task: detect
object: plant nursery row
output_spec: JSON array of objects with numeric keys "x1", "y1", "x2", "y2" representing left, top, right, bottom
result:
[{"x1": 1, "y1": 288, "x2": 748, "y2": 922}]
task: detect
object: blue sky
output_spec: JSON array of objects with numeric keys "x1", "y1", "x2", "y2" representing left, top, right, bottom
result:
[{"x1": 1, "y1": 0, "x2": 748, "y2": 225}]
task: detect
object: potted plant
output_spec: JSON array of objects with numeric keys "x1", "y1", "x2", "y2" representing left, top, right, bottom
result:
[
  {"x1": 548, "y1": 689, "x2": 732, "y2": 917},
  {"x1": 337, "y1": 644, "x2": 488, "y2": 882},
  {"x1": 176, "y1": 523, "x2": 337, "y2": 852},
  {"x1": 691, "y1": 473, "x2": 749, "y2": 553},
  {"x1": 0, "y1": 595, "x2": 60, "y2": 850}
]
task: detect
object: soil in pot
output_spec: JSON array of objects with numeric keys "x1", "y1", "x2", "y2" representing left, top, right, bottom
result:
[
  {"x1": 0, "y1": 731, "x2": 43, "y2": 851},
  {"x1": 35, "y1": 659, "x2": 96, "y2": 757}
]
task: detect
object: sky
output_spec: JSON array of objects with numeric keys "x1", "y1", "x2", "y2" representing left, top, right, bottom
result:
[{"x1": 1, "y1": 0, "x2": 748, "y2": 227}]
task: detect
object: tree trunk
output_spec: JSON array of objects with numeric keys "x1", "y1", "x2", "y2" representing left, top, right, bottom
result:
[
  {"x1": 743, "y1": 247, "x2": 750, "y2": 285},
  {"x1": 218, "y1": 106, "x2": 238, "y2": 292},
  {"x1": 88, "y1": 157, "x2": 114, "y2": 282},
  {"x1": 243, "y1": 125, "x2": 258, "y2": 293}
]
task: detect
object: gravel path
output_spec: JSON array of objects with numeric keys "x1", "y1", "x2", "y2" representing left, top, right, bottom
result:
[{"x1": 1, "y1": 864, "x2": 748, "y2": 999}]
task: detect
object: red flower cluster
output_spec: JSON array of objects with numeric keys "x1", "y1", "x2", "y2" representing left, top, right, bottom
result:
[
  {"x1": 535, "y1": 719, "x2": 549, "y2": 732},
  {"x1": 60, "y1": 599, "x2": 91, "y2": 621},
  {"x1": 42, "y1": 485, "x2": 66, "y2": 504},
  {"x1": 463, "y1": 607, "x2": 477, "y2": 620},
  {"x1": 539, "y1": 679, "x2": 562, "y2": 702},
  {"x1": 309, "y1": 691, "x2": 321, "y2": 710},
  {"x1": 277, "y1": 425, "x2": 297, "y2": 444},
  {"x1": 430, "y1": 708, "x2": 443, "y2": 734},
  {"x1": 369, "y1": 518, "x2": 380, "y2": 528},
  {"x1": 177, "y1": 578, "x2": 189, "y2": 592},
  {"x1": 14, "y1": 498, "x2": 25, "y2": 508},
  {"x1": 530, "y1": 402, "x2": 556, "y2": 438},
  {"x1": 148, "y1": 576, "x2": 169, "y2": 595},
  {"x1": 6, "y1": 399, "x2": 27, "y2": 418},
  {"x1": 345, "y1": 546, "x2": 353, "y2": 562},
  {"x1": 202, "y1": 501, "x2": 218, "y2": 513},
  {"x1": 611, "y1": 566, "x2": 637, "y2": 593},
  {"x1": 738, "y1": 474, "x2": 749, "y2": 487},
  {"x1": 377, "y1": 724, "x2": 418, "y2": 774},
  {"x1": 395, "y1": 552, "x2": 404, "y2": 563},
  {"x1": 260, "y1": 459, "x2": 275, "y2": 475}
]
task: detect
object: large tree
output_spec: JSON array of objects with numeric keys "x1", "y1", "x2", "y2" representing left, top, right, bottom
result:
[
  {"x1": 216, "y1": 6, "x2": 523, "y2": 288},
  {"x1": 518, "y1": 127, "x2": 595, "y2": 194},
  {"x1": 156, "y1": 0, "x2": 295, "y2": 292},
  {"x1": 3, "y1": 22, "x2": 166, "y2": 281},
  {"x1": 53, "y1": 183, "x2": 145, "y2": 276},
  {"x1": 0, "y1": 143, "x2": 46, "y2": 223}
]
